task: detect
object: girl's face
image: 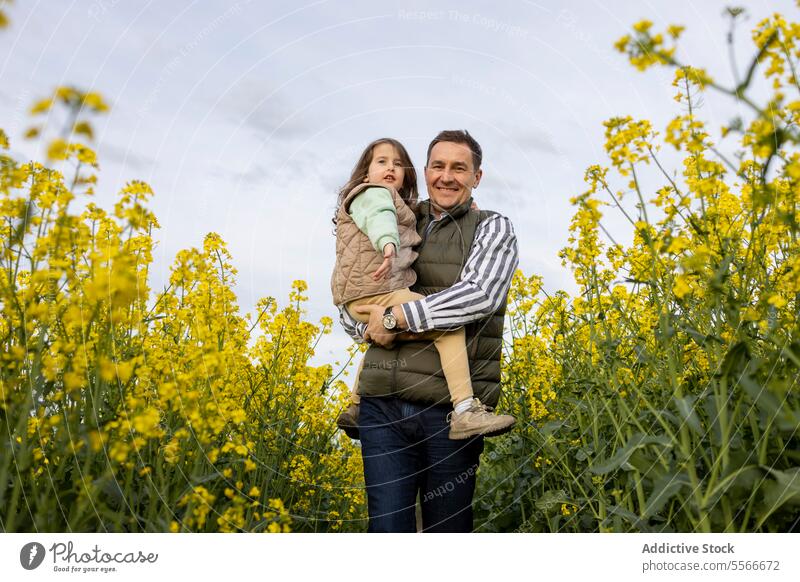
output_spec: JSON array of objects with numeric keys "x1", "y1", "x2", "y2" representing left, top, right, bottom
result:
[{"x1": 364, "y1": 143, "x2": 406, "y2": 189}]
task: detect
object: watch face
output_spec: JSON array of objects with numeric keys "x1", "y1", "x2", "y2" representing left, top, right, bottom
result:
[{"x1": 382, "y1": 313, "x2": 397, "y2": 330}]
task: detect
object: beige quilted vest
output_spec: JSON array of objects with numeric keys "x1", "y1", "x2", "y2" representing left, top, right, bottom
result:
[{"x1": 331, "y1": 183, "x2": 422, "y2": 306}]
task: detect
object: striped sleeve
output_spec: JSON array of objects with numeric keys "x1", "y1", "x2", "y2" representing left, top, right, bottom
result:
[
  {"x1": 400, "y1": 213, "x2": 519, "y2": 332},
  {"x1": 338, "y1": 304, "x2": 367, "y2": 344}
]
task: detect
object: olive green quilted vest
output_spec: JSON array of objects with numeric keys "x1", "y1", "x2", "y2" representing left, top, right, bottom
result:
[{"x1": 357, "y1": 197, "x2": 506, "y2": 407}]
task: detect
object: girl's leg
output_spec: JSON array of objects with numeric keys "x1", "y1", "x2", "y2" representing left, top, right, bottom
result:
[
  {"x1": 430, "y1": 327, "x2": 474, "y2": 405},
  {"x1": 345, "y1": 289, "x2": 424, "y2": 323},
  {"x1": 346, "y1": 289, "x2": 474, "y2": 406}
]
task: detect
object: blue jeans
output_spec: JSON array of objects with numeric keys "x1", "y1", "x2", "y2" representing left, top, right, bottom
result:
[{"x1": 359, "y1": 396, "x2": 484, "y2": 532}]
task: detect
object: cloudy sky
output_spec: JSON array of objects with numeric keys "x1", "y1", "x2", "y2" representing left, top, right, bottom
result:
[{"x1": 0, "y1": 0, "x2": 792, "y2": 366}]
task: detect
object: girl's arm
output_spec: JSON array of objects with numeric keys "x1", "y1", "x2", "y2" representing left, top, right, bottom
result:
[{"x1": 348, "y1": 186, "x2": 400, "y2": 254}]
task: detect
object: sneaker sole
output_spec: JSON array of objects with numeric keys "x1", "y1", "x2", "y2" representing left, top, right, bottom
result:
[{"x1": 449, "y1": 419, "x2": 516, "y2": 440}]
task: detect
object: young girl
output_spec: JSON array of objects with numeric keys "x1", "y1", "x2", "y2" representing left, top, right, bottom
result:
[{"x1": 330, "y1": 138, "x2": 515, "y2": 440}]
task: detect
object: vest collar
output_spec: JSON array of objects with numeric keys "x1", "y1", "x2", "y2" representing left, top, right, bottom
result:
[{"x1": 420, "y1": 197, "x2": 474, "y2": 220}]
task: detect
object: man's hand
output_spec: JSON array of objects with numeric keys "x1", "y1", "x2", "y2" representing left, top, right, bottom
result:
[
  {"x1": 372, "y1": 243, "x2": 395, "y2": 281},
  {"x1": 352, "y1": 304, "x2": 395, "y2": 348}
]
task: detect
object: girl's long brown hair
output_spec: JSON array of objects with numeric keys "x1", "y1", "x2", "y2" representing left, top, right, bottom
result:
[{"x1": 333, "y1": 138, "x2": 418, "y2": 226}]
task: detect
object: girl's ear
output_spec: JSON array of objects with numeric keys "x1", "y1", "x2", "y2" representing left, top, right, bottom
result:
[{"x1": 362, "y1": 175, "x2": 369, "y2": 183}]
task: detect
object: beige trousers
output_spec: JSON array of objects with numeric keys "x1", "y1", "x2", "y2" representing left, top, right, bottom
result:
[{"x1": 345, "y1": 288, "x2": 473, "y2": 406}]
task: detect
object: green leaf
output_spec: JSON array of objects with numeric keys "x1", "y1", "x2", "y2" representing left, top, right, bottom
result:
[
  {"x1": 591, "y1": 433, "x2": 672, "y2": 475},
  {"x1": 643, "y1": 471, "x2": 690, "y2": 518},
  {"x1": 702, "y1": 394, "x2": 723, "y2": 446},
  {"x1": 627, "y1": 450, "x2": 668, "y2": 481},
  {"x1": 677, "y1": 323, "x2": 723, "y2": 346},
  {"x1": 647, "y1": 408, "x2": 679, "y2": 426},
  {"x1": 705, "y1": 465, "x2": 759, "y2": 505},
  {"x1": 603, "y1": 505, "x2": 650, "y2": 531},
  {"x1": 633, "y1": 344, "x2": 651, "y2": 364},
  {"x1": 755, "y1": 467, "x2": 800, "y2": 529},
  {"x1": 709, "y1": 253, "x2": 734, "y2": 292},
  {"x1": 92, "y1": 476, "x2": 125, "y2": 509},
  {"x1": 781, "y1": 343, "x2": 800, "y2": 369},
  {"x1": 540, "y1": 420, "x2": 569, "y2": 437},
  {"x1": 673, "y1": 395, "x2": 703, "y2": 436},
  {"x1": 719, "y1": 341, "x2": 750, "y2": 378},
  {"x1": 535, "y1": 489, "x2": 569, "y2": 514},
  {"x1": 740, "y1": 375, "x2": 800, "y2": 431}
]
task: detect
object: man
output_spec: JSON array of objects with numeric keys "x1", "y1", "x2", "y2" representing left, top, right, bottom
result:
[{"x1": 338, "y1": 130, "x2": 519, "y2": 532}]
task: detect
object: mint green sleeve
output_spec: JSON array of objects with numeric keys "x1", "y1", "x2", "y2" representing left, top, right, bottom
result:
[{"x1": 348, "y1": 186, "x2": 401, "y2": 253}]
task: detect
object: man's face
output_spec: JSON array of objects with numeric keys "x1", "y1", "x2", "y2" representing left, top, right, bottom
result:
[{"x1": 425, "y1": 141, "x2": 482, "y2": 211}]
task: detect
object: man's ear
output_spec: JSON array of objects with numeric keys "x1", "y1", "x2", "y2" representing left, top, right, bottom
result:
[{"x1": 473, "y1": 169, "x2": 483, "y2": 189}]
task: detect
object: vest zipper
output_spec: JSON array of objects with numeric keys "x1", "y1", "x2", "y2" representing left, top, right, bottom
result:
[{"x1": 419, "y1": 212, "x2": 449, "y2": 249}]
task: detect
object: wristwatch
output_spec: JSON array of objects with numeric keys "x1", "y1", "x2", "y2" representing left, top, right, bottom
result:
[{"x1": 382, "y1": 307, "x2": 397, "y2": 330}]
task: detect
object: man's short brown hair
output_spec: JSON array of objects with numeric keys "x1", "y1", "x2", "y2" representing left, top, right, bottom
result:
[{"x1": 426, "y1": 130, "x2": 482, "y2": 171}]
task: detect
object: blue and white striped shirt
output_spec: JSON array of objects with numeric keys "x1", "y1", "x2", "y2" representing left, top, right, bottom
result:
[{"x1": 338, "y1": 209, "x2": 519, "y2": 342}]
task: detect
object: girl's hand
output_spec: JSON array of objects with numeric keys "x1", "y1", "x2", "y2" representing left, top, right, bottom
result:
[{"x1": 372, "y1": 243, "x2": 396, "y2": 280}]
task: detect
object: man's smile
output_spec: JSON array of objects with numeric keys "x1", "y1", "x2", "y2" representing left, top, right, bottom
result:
[{"x1": 434, "y1": 184, "x2": 459, "y2": 192}]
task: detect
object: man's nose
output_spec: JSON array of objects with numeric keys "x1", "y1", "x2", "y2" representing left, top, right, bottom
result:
[{"x1": 440, "y1": 168, "x2": 454, "y2": 182}]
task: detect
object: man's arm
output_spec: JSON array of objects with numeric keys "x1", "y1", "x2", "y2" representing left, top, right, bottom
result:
[{"x1": 399, "y1": 213, "x2": 519, "y2": 333}]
